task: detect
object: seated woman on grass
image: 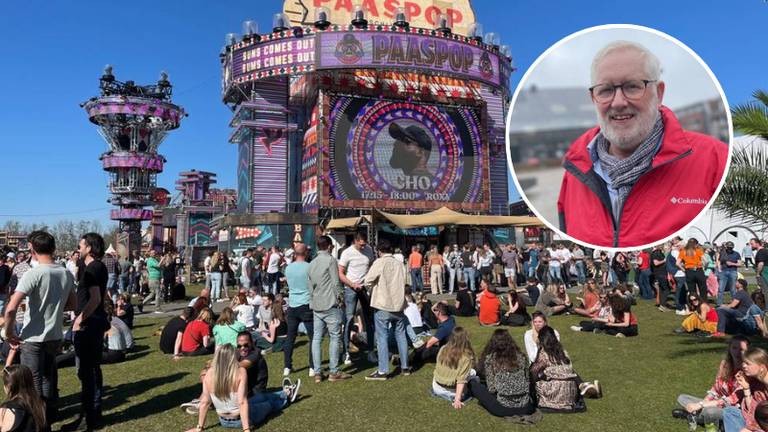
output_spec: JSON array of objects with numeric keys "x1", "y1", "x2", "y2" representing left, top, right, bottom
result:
[
  {"x1": 469, "y1": 329, "x2": 537, "y2": 420},
  {"x1": 103, "y1": 300, "x2": 134, "y2": 364},
  {"x1": 535, "y1": 284, "x2": 572, "y2": 317},
  {"x1": 502, "y1": 289, "x2": 530, "y2": 327},
  {"x1": 180, "y1": 307, "x2": 215, "y2": 357},
  {"x1": 721, "y1": 347, "x2": 768, "y2": 432},
  {"x1": 597, "y1": 295, "x2": 638, "y2": 338},
  {"x1": 569, "y1": 290, "x2": 612, "y2": 333},
  {"x1": 572, "y1": 279, "x2": 600, "y2": 318},
  {"x1": 214, "y1": 308, "x2": 247, "y2": 348},
  {"x1": 431, "y1": 327, "x2": 476, "y2": 410},
  {"x1": 186, "y1": 344, "x2": 300, "y2": 432},
  {"x1": 453, "y1": 281, "x2": 476, "y2": 317},
  {"x1": 673, "y1": 336, "x2": 749, "y2": 428},
  {"x1": 530, "y1": 326, "x2": 599, "y2": 413},
  {"x1": 0, "y1": 365, "x2": 46, "y2": 432},
  {"x1": 524, "y1": 312, "x2": 560, "y2": 363},
  {"x1": 477, "y1": 280, "x2": 502, "y2": 326},
  {"x1": 253, "y1": 297, "x2": 287, "y2": 354},
  {"x1": 675, "y1": 294, "x2": 718, "y2": 336}
]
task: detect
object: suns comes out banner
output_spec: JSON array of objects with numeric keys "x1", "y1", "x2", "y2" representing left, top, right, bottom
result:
[{"x1": 283, "y1": 0, "x2": 476, "y2": 36}]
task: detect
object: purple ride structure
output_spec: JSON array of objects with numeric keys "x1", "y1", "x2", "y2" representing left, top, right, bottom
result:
[
  {"x1": 216, "y1": 3, "x2": 530, "y2": 256},
  {"x1": 83, "y1": 66, "x2": 186, "y2": 257}
]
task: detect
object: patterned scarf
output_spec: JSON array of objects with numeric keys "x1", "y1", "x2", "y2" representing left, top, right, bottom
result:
[{"x1": 595, "y1": 114, "x2": 664, "y2": 219}]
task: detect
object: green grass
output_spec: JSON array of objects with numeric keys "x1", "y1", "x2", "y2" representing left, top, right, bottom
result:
[{"x1": 51, "y1": 291, "x2": 767, "y2": 432}]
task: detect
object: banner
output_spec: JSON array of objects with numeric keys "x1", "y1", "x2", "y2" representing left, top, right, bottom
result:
[
  {"x1": 317, "y1": 31, "x2": 500, "y2": 86},
  {"x1": 327, "y1": 95, "x2": 485, "y2": 208},
  {"x1": 283, "y1": 0, "x2": 476, "y2": 36}
]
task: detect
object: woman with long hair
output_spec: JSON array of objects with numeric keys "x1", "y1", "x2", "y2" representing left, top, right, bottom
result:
[
  {"x1": 432, "y1": 327, "x2": 476, "y2": 409},
  {"x1": 181, "y1": 307, "x2": 215, "y2": 356},
  {"x1": 0, "y1": 365, "x2": 46, "y2": 432},
  {"x1": 573, "y1": 279, "x2": 600, "y2": 318},
  {"x1": 232, "y1": 293, "x2": 255, "y2": 329},
  {"x1": 674, "y1": 336, "x2": 749, "y2": 427},
  {"x1": 677, "y1": 238, "x2": 707, "y2": 301},
  {"x1": 677, "y1": 294, "x2": 718, "y2": 335},
  {"x1": 209, "y1": 252, "x2": 224, "y2": 303},
  {"x1": 254, "y1": 297, "x2": 288, "y2": 353},
  {"x1": 213, "y1": 307, "x2": 246, "y2": 347},
  {"x1": 469, "y1": 329, "x2": 536, "y2": 419},
  {"x1": 534, "y1": 284, "x2": 571, "y2": 317},
  {"x1": 722, "y1": 347, "x2": 768, "y2": 432},
  {"x1": 600, "y1": 295, "x2": 638, "y2": 337},
  {"x1": 530, "y1": 326, "x2": 597, "y2": 412},
  {"x1": 569, "y1": 290, "x2": 612, "y2": 333},
  {"x1": 611, "y1": 252, "x2": 629, "y2": 285},
  {"x1": 523, "y1": 312, "x2": 560, "y2": 362},
  {"x1": 187, "y1": 344, "x2": 299, "y2": 432},
  {"x1": 502, "y1": 289, "x2": 530, "y2": 326}
]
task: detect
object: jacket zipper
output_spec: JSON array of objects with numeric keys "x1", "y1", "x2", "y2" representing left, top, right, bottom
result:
[{"x1": 612, "y1": 149, "x2": 693, "y2": 247}]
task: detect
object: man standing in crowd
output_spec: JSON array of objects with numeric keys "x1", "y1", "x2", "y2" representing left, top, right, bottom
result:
[
  {"x1": 252, "y1": 246, "x2": 265, "y2": 292},
  {"x1": 282, "y1": 243, "x2": 315, "y2": 378},
  {"x1": 752, "y1": 238, "x2": 768, "y2": 297},
  {"x1": 4, "y1": 231, "x2": 76, "y2": 431},
  {"x1": 408, "y1": 245, "x2": 423, "y2": 293},
  {"x1": 308, "y1": 236, "x2": 351, "y2": 383},
  {"x1": 557, "y1": 41, "x2": 728, "y2": 247},
  {"x1": 651, "y1": 244, "x2": 672, "y2": 311},
  {"x1": 0, "y1": 255, "x2": 10, "y2": 314},
  {"x1": 203, "y1": 251, "x2": 213, "y2": 291},
  {"x1": 67, "y1": 251, "x2": 80, "y2": 279},
  {"x1": 571, "y1": 244, "x2": 586, "y2": 286},
  {"x1": 339, "y1": 233, "x2": 375, "y2": 365},
  {"x1": 460, "y1": 244, "x2": 476, "y2": 292},
  {"x1": 118, "y1": 254, "x2": 132, "y2": 299},
  {"x1": 9, "y1": 251, "x2": 32, "y2": 295},
  {"x1": 364, "y1": 240, "x2": 410, "y2": 381},
  {"x1": 717, "y1": 241, "x2": 741, "y2": 307},
  {"x1": 502, "y1": 244, "x2": 519, "y2": 289},
  {"x1": 102, "y1": 250, "x2": 119, "y2": 305},
  {"x1": 528, "y1": 244, "x2": 540, "y2": 278},
  {"x1": 743, "y1": 242, "x2": 754, "y2": 269},
  {"x1": 142, "y1": 250, "x2": 163, "y2": 313},
  {"x1": 239, "y1": 249, "x2": 253, "y2": 291},
  {"x1": 61, "y1": 233, "x2": 110, "y2": 432},
  {"x1": 131, "y1": 251, "x2": 143, "y2": 295},
  {"x1": 637, "y1": 248, "x2": 653, "y2": 300}
]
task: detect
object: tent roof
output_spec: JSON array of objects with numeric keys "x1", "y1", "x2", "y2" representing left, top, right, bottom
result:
[
  {"x1": 326, "y1": 215, "x2": 371, "y2": 230},
  {"x1": 377, "y1": 207, "x2": 544, "y2": 229}
]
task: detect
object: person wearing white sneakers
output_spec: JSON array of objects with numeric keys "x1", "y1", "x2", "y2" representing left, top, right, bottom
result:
[
  {"x1": 282, "y1": 244, "x2": 315, "y2": 378},
  {"x1": 307, "y1": 236, "x2": 352, "y2": 383}
]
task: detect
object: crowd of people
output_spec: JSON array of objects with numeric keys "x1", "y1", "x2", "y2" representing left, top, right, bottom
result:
[{"x1": 1, "y1": 228, "x2": 768, "y2": 431}]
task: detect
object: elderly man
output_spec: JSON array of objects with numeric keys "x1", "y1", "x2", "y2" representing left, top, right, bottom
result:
[{"x1": 557, "y1": 41, "x2": 728, "y2": 247}]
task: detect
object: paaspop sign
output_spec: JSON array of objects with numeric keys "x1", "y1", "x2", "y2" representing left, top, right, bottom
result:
[{"x1": 283, "y1": 0, "x2": 476, "y2": 36}]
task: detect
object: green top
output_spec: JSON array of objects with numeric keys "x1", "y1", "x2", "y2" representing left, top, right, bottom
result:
[
  {"x1": 433, "y1": 346, "x2": 474, "y2": 387},
  {"x1": 146, "y1": 257, "x2": 161, "y2": 280},
  {"x1": 213, "y1": 321, "x2": 246, "y2": 347}
]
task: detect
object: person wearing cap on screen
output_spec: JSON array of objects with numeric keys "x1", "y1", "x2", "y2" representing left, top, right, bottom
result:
[
  {"x1": 388, "y1": 122, "x2": 434, "y2": 178},
  {"x1": 557, "y1": 40, "x2": 728, "y2": 248}
]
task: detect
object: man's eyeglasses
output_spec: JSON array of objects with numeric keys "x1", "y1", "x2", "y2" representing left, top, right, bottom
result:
[
  {"x1": 237, "y1": 344, "x2": 250, "y2": 349},
  {"x1": 589, "y1": 79, "x2": 657, "y2": 104}
]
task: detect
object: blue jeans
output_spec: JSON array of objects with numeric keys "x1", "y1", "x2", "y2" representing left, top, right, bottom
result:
[
  {"x1": 210, "y1": 272, "x2": 223, "y2": 300},
  {"x1": 549, "y1": 265, "x2": 562, "y2": 283},
  {"x1": 638, "y1": 269, "x2": 653, "y2": 299},
  {"x1": 313, "y1": 307, "x2": 342, "y2": 374},
  {"x1": 21, "y1": 340, "x2": 60, "y2": 428},
  {"x1": 374, "y1": 310, "x2": 409, "y2": 374},
  {"x1": 528, "y1": 262, "x2": 537, "y2": 278},
  {"x1": 718, "y1": 270, "x2": 737, "y2": 306},
  {"x1": 716, "y1": 306, "x2": 751, "y2": 334},
  {"x1": 675, "y1": 276, "x2": 688, "y2": 310},
  {"x1": 410, "y1": 268, "x2": 424, "y2": 292},
  {"x1": 343, "y1": 287, "x2": 374, "y2": 356},
  {"x1": 574, "y1": 261, "x2": 586, "y2": 285},
  {"x1": 218, "y1": 391, "x2": 288, "y2": 429},
  {"x1": 462, "y1": 267, "x2": 476, "y2": 292},
  {"x1": 722, "y1": 405, "x2": 746, "y2": 432}
]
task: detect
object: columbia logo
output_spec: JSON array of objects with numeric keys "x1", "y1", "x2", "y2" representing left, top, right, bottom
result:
[{"x1": 670, "y1": 197, "x2": 707, "y2": 205}]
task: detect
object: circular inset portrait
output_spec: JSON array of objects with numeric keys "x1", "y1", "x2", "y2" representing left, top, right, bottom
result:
[{"x1": 506, "y1": 24, "x2": 732, "y2": 250}]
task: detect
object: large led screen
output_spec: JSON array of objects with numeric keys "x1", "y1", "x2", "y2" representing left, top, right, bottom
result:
[{"x1": 328, "y1": 95, "x2": 485, "y2": 207}]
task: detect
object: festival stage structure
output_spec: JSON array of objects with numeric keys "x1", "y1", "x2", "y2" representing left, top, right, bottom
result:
[
  {"x1": 217, "y1": 1, "x2": 519, "y2": 253},
  {"x1": 83, "y1": 66, "x2": 186, "y2": 257}
]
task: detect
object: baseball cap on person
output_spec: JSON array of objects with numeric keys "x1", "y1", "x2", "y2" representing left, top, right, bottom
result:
[
  {"x1": 389, "y1": 122, "x2": 432, "y2": 151},
  {"x1": 5, "y1": 252, "x2": 15, "y2": 259}
]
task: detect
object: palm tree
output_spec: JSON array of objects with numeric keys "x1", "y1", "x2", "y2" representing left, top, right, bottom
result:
[{"x1": 714, "y1": 90, "x2": 768, "y2": 230}]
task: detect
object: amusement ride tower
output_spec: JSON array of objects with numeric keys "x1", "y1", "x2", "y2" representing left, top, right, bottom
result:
[{"x1": 83, "y1": 66, "x2": 186, "y2": 256}]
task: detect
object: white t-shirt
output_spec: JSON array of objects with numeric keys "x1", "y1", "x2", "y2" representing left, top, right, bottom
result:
[
  {"x1": 404, "y1": 302, "x2": 423, "y2": 328},
  {"x1": 246, "y1": 294, "x2": 263, "y2": 307},
  {"x1": 671, "y1": 250, "x2": 685, "y2": 277},
  {"x1": 339, "y1": 246, "x2": 370, "y2": 285},
  {"x1": 393, "y1": 253, "x2": 405, "y2": 264},
  {"x1": 524, "y1": 328, "x2": 561, "y2": 363},
  {"x1": 284, "y1": 248, "x2": 295, "y2": 266},
  {"x1": 558, "y1": 249, "x2": 571, "y2": 264},
  {"x1": 234, "y1": 304, "x2": 255, "y2": 328},
  {"x1": 204, "y1": 256, "x2": 212, "y2": 275},
  {"x1": 267, "y1": 253, "x2": 281, "y2": 274},
  {"x1": 108, "y1": 316, "x2": 134, "y2": 351},
  {"x1": 66, "y1": 260, "x2": 78, "y2": 278},
  {"x1": 240, "y1": 258, "x2": 251, "y2": 278}
]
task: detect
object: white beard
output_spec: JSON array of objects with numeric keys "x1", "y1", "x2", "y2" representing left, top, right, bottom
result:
[{"x1": 597, "y1": 93, "x2": 660, "y2": 153}]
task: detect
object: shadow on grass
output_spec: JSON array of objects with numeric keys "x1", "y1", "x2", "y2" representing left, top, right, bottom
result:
[{"x1": 57, "y1": 372, "x2": 191, "y2": 425}]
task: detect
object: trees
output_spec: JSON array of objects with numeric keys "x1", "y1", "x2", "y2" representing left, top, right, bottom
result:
[
  {"x1": 1, "y1": 219, "x2": 118, "y2": 252},
  {"x1": 714, "y1": 90, "x2": 768, "y2": 231}
]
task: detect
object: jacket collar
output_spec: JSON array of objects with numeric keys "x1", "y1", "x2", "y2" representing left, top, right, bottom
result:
[{"x1": 564, "y1": 106, "x2": 692, "y2": 174}]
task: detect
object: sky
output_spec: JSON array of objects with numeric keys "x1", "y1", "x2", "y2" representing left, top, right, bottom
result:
[{"x1": 1, "y1": 0, "x2": 766, "y2": 227}]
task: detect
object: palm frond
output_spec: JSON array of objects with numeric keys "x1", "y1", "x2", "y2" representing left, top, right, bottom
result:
[
  {"x1": 732, "y1": 102, "x2": 768, "y2": 141},
  {"x1": 715, "y1": 145, "x2": 768, "y2": 230},
  {"x1": 753, "y1": 89, "x2": 768, "y2": 108}
]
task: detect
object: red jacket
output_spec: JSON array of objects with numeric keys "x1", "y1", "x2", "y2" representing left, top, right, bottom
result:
[{"x1": 557, "y1": 106, "x2": 728, "y2": 248}]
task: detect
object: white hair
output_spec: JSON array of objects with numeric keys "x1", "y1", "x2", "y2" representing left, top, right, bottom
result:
[{"x1": 590, "y1": 40, "x2": 662, "y2": 85}]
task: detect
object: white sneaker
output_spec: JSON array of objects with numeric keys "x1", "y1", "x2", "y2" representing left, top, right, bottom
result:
[
  {"x1": 675, "y1": 309, "x2": 687, "y2": 316},
  {"x1": 570, "y1": 326, "x2": 582, "y2": 332},
  {"x1": 290, "y1": 379, "x2": 301, "y2": 403},
  {"x1": 412, "y1": 338, "x2": 425, "y2": 349},
  {"x1": 308, "y1": 368, "x2": 316, "y2": 377},
  {"x1": 154, "y1": 310, "x2": 164, "y2": 314},
  {"x1": 283, "y1": 368, "x2": 291, "y2": 377},
  {"x1": 344, "y1": 353, "x2": 352, "y2": 366}
]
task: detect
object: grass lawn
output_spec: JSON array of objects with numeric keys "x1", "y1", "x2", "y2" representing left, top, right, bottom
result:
[{"x1": 51, "y1": 287, "x2": 768, "y2": 432}]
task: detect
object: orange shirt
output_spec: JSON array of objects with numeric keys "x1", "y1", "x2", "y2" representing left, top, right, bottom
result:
[
  {"x1": 478, "y1": 291, "x2": 500, "y2": 325},
  {"x1": 409, "y1": 252, "x2": 422, "y2": 269},
  {"x1": 680, "y1": 248, "x2": 704, "y2": 269},
  {"x1": 428, "y1": 254, "x2": 443, "y2": 266}
]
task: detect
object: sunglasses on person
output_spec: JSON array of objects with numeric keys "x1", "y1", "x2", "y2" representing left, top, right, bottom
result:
[
  {"x1": 689, "y1": 298, "x2": 699, "y2": 303},
  {"x1": 237, "y1": 343, "x2": 250, "y2": 349}
]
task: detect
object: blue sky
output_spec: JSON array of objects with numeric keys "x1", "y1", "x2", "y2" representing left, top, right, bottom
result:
[{"x1": 1, "y1": 0, "x2": 765, "y2": 227}]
